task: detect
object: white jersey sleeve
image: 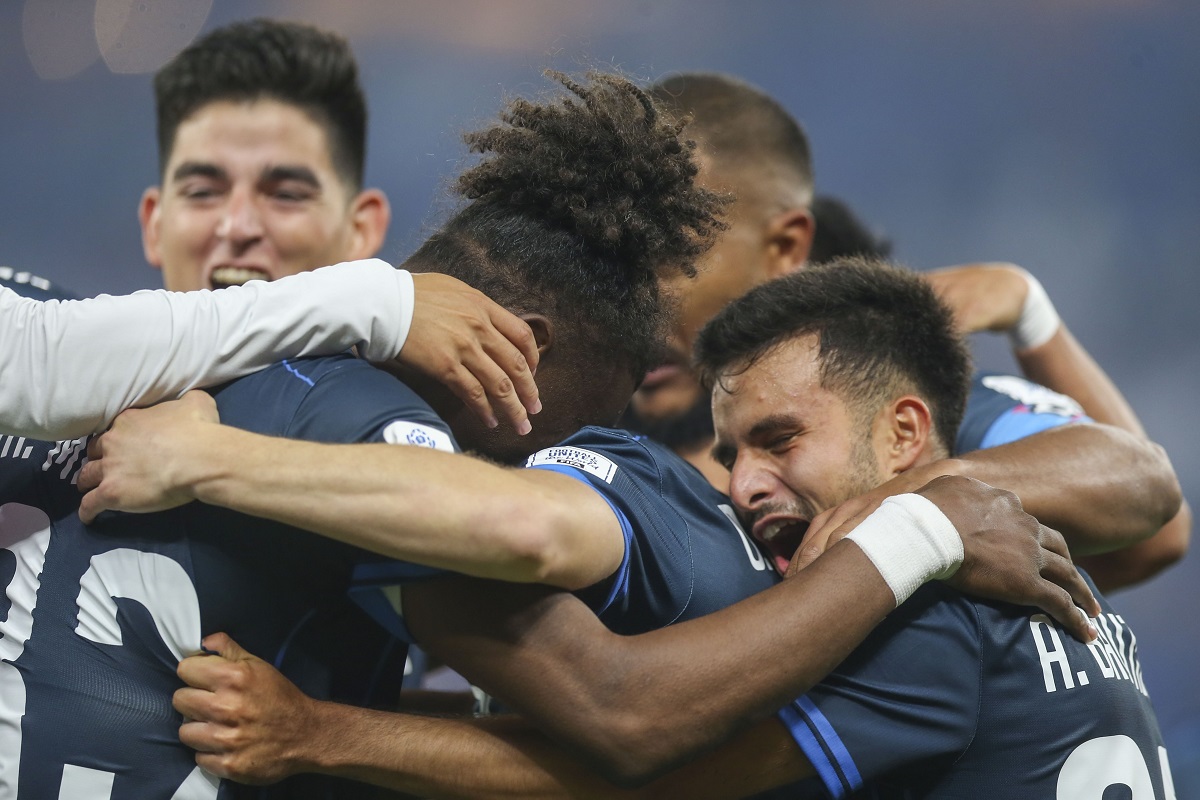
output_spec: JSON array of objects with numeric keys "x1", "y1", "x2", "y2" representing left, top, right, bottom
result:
[{"x1": 0, "y1": 258, "x2": 414, "y2": 439}]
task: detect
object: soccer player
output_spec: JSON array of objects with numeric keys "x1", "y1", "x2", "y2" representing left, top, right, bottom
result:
[
  {"x1": 160, "y1": 261, "x2": 1177, "y2": 799},
  {"x1": 625, "y1": 72, "x2": 1188, "y2": 589},
  {"x1": 138, "y1": 19, "x2": 388, "y2": 294}
]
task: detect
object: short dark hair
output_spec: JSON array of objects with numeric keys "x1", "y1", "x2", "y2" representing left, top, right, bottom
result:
[
  {"x1": 153, "y1": 18, "x2": 367, "y2": 189},
  {"x1": 695, "y1": 257, "x2": 971, "y2": 453},
  {"x1": 809, "y1": 195, "x2": 894, "y2": 264},
  {"x1": 649, "y1": 72, "x2": 813, "y2": 197},
  {"x1": 409, "y1": 71, "x2": 725, "y2": 382}
]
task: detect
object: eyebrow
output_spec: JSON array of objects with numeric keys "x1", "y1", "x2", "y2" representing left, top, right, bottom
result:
[
  {"x1": 711, "y1": 414, "x2": 803, "y2": 467},
  {"x1": 746, "y1": 413, "x2": 803, "y2": 440},
  {"x1": 260, "y1": 165, "x2": 322, "y2": 188},
  {"x1": 170, "y1": 161, "x2": 227, "y2": 183},
  {"x1": 168, "y1": 163, "x2": 322, "y2": 189}
]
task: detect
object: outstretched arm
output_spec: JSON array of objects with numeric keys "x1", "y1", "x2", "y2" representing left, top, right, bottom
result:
[
  {"x1": 79, "y1": 393, "x2": 624, "y2": 590},
  {"x1": 1, "y1": 261, "x2": 539, "y2": 439},
  {"x1": 926, "y1": 262, "x2": 1189, "y2": 587}
]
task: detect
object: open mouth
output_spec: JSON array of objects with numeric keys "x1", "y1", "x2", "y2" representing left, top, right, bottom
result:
[
  {"x1": 755, "y1": 519, "x2": 811, "y2": 575},
  {"x1": 210, "y1": 266, "x2": 271, "y2": 289}
]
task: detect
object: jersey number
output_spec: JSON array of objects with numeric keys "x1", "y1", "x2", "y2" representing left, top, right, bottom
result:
[
  {"x1": 1057, "y1": 735, "x2": 1176, "y2": 799},
  {"x1": 0, "y1": 503, "x2": 218, "y2": 799}
]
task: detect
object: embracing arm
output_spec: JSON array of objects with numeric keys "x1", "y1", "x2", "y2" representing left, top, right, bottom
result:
[
  {"x1": 917, "y1": 422, "x2": 1180, "y2": 555},
  {"x1": 175, "y1": 478, "x2": 1094, "y2": 791},
  {"x1": 2, "y1": 261, "x2": 539, "y2": 440},
  {"x1": 403, "y1": 478, "x2": 1095, "y2": 785},
  {"x1": 176, "y1": 635, "x2": 808, "y2": 799},
  {"x1": 1, "y1": 260, "x2": 411, "y2": 439},
  {"x1": 926, "y1": 262, "x2": 1188, "y2": 579},
  {"x1": 1015, "y1": 325, "x2": 1190, "y2": 587},
  {"x1": 80, "y1": 400, "x2": 622, "y2": 590}
]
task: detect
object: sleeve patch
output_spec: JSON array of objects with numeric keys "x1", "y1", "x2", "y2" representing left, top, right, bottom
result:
[
  {"x1": 980, "y1": 375, "x2": 1084, "y2": 417},
  {"x1": 525, "y1": 446, "x2": 618, "y2": 483},
  {"x1": 382, "y1": 420, "x2": 455, "y2": 452}
]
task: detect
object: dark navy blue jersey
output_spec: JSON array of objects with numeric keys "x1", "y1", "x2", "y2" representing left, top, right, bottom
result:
[
  {"x1": 0, "y1": 267, "x2": 77, "y2": 301},
  {"x1": 957, "y1": 372, "x2": 1090, "y2": 454},
  {"x1": 0, "y1": 354, "x2": 455, "y2": 799},
  {"x1": 524, "y1": 427, "x2": 778, "y2": 634},
  {"x1": 778, "y1": 576, "x2": 1173, "y2": 798}
]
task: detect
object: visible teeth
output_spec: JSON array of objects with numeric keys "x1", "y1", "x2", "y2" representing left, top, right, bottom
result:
[
  {"x1": 211, "y1": 267, "x2": 270, "y2": 287},
  {"x1": 762, "y1": 522, "x2": 784, "y2": 542}
]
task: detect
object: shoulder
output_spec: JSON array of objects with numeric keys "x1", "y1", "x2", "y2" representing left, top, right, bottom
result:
[
  {"x1": 528, "y1": 426, "x2": 719, "y2": 498},
  {"x1": 0, "y1": 267, "x2": 77, "y2": 301},
  {"x1": 957, "y1": 371, "x2": 1090, "y2": 454},
  {"x1": 214, "y1": 356, "x2": 455, "y2": 449}
]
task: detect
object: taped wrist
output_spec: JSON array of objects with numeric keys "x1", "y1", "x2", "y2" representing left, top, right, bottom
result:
[
  {"x1": 1009, "y1": 269, "x2": 1060, "y2": 352},
  {"x1": 846, "y1": 494, "x2": 964, "y2": 606}
]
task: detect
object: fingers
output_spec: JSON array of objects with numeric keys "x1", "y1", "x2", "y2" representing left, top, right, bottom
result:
[
  {"x1": 77, "y1": 486, "x2": 108, "y2": 525},
  {"x1": 1039, "y1": 550, "x2": 1102, "y2": 622},
  {"x1": 406, "y1": 273, "x2": 542, "y2": 435},
  {"x1": 1035, "y1": 526, "x2": 1101, "y2": 619},
  {"x1": 202, "y1": 631, "x2": 243, "y2": 659},
  {"x1": 787, "y1": 511, "x2": 835, "y2": 576},
  {"x1": 1029, "y1": 574, "x2": 1098, "y2": 644},
  {"x1": 177, "y1": 633, "x2": 247, "y2": 690},
  {"x1": 473, "y1": 312, "x2": 541, "y2": 434},
  {"x1": 453, "y1": 340, "x2": 536, "y2": 436}
]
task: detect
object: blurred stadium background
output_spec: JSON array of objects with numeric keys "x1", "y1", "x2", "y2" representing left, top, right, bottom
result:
[{"x1": 2, "y1": 0, "x2": 1197, "y2": 786}]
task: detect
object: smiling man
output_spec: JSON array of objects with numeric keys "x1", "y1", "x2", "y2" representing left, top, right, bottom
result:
[{"x1": 138, "y1": 19, "x2": 389, "y2": 292}]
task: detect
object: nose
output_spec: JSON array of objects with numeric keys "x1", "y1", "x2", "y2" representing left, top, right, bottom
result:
[
  {"x1": 215, "y1": 188, "x2": 264, "y2": 244},
  {"x1": 728, "y1": 451, "x2": 778, "y2": 516}
]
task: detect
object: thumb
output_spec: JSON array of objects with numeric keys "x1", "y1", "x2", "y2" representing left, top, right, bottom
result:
[{"x1": 200, "y1": 632, "x2": 250, "y2": 661}]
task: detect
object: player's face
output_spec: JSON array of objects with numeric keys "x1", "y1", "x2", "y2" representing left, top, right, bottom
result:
[
  {"x1": 711, "y1": 334, "x2": 885, "y2": 575},
  {"x1": 140, "y1": 99, "x2": 384, "y2": 291},
  {"x1": 630, "y1": 157, "x2": 773, "y2": 425}
]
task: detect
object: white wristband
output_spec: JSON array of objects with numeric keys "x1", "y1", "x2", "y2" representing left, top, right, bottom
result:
[
  {"x1": 846, "y1": 494, "x2": 964, "y2": 606},
  {"x1": 1008, "y1": 269, "x2": 1060, "y2": 352}
]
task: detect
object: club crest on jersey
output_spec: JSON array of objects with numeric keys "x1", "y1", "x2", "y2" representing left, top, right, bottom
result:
[
  {"x1": 382, "y1": 421, "x2": 455, "y2": 453},
  {"x1": 526, "y1": 446, "x2": 618, "y2": 483}
]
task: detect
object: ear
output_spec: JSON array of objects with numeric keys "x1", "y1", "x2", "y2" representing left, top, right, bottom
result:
[
  {"x1": 139, "y1": 187, "x2": 164, "y2": 272},
  {"x1": 344, "y1": 188, "x2": 391, "y2": 260},
  {"x1": 763, "y1": 207, "x2": 814, "y2": 278},
  {"x1": 878, "y1": 395, "x2": 934, "y2": 477},
  {"x1": 521, "y1": 313, "x2": 554, "y2": 357}
]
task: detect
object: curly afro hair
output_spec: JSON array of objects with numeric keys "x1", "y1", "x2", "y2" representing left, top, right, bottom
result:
[{"x1": 410, "y1": 70, "x2": 726, "y2": 381}]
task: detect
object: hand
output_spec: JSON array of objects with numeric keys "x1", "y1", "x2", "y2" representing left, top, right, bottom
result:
[
  {"x1": 174, "y1": 632, "x2": 317, "y2": 785},
  {"x1": 787, "y1": 467, "x2": 939, "y2": 576},
  {"x1": 917, "y1": 475, "x2": 1101, "y2": 642},
  {"x1": 77, "y1": 391, "x2": 218, "y2": 524},
  {"x1": 923, "y1": 263, "x2": 1029, "y2": 335},
  {"x1": 401, "y1": 273, "x2": 541, "y2": 435}
]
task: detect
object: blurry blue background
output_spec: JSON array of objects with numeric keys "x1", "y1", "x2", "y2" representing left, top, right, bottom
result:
[{"x1": 2, "y1": 0, "x2": 1197, "y2": 783}]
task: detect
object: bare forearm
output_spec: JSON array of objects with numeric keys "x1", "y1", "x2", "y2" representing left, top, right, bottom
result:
[
  {"x1": 317, "y1": 708, "x2": 806, "y2": 800},
  {"x1": 1017, "y1": 326, "x2": 1142, "y2": 433},
  {"x1": 929, "y1": 424, "x2": 1180, "y2": 553},
  {"x1": 406, "y1": 540, "x2": 893, "y2": 784},
  {"x1": 185, "y1": 429, "x2": 618, "y2": 587},
  {"x1": 305, "y1": 706, "x2": 599, "y2": 799}
]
